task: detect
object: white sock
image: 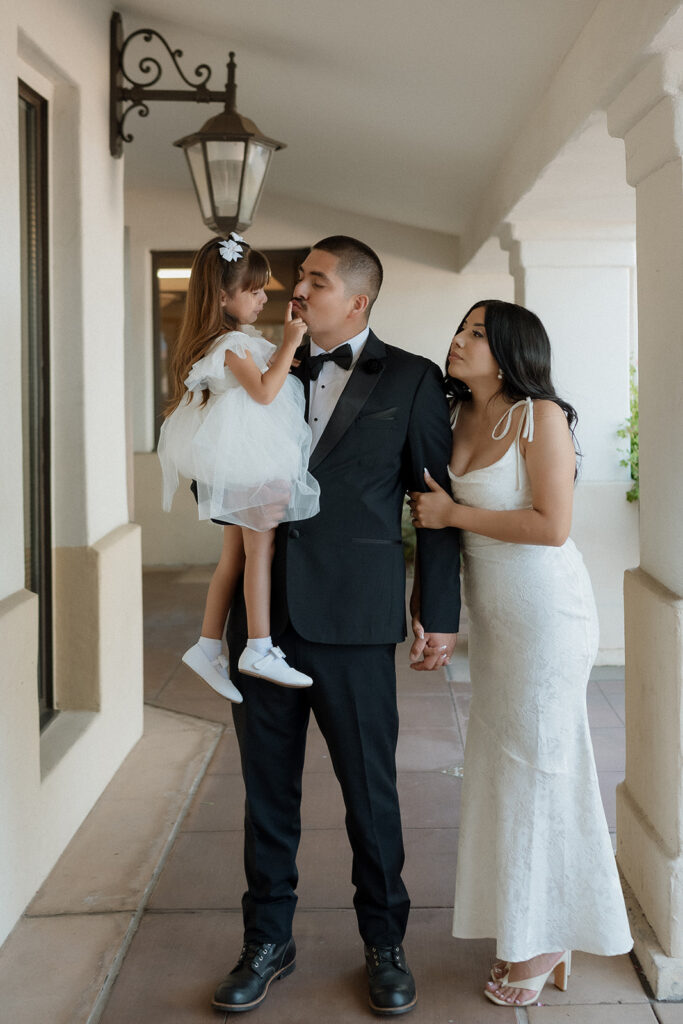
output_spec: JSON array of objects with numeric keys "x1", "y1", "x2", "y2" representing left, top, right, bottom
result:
[
  {"x1": 247, "y1": 636, "x2": 272, "y2": 654},
  {"x1": 198, "y1": 636, "x2": 222, "y2": 660}
]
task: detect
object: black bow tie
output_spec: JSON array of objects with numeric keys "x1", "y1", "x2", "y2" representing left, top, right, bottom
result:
[{"x1": 306, "y1": 343, "x2": 353, "y2": 380}]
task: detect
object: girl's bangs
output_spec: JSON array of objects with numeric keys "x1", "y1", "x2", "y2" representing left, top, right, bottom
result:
[{"x1": 241, "y1": 250, "x2": 271, "y2": 291}]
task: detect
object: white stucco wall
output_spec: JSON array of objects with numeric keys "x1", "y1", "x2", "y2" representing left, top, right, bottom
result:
[
  {"x1": 0, "y1": 0, "x2": 143, "y2": 948},
  {"x1": 1, "y1": 9, "x2": 26, "y2": 598}
]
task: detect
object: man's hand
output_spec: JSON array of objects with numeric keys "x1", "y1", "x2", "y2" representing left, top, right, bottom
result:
[
  {"x1": 409, "y1": 614, "x2": 427, "y2": 665},
  {"x1": 409, "y1": 620, "x2": 457, "y2": 671}
]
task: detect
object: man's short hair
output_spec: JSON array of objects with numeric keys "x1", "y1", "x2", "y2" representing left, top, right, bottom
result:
[{"x1": 312, "y1": 235, "x2": 383, "y2": 313}]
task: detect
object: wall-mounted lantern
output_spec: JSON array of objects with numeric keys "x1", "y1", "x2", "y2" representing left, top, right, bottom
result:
[{"x1": 109, "y1": 12, "x2": 285, "y2": 234}]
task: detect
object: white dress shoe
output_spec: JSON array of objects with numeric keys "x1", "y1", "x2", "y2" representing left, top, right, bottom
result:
[
  {"x1": 238, "y1": 646, "x2": 313, "y2": 688},
  {"x1": 182, "y1": 643, "x2": 243, "y2": 703}
]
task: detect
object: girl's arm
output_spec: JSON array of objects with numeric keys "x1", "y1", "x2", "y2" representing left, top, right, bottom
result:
[
  {"x1": 224, "y1": 302, "x2": 307, "y2": 405},
  {"x1": 410, "y1": 401, "x2": 576, "y2": 547}
]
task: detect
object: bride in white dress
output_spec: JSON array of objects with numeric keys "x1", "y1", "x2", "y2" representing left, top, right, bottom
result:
[{"x1": 408, "y1": 300, "x2": 632, "y2": 1007}]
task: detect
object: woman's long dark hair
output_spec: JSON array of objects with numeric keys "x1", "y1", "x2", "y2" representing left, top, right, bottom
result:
[{"x1": 444, "y1": 299, "x2": 580, "y2": 459}]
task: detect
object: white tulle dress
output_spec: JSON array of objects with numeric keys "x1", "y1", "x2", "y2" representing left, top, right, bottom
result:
[
  {"x1": 158, "y1": 326, "x2": 320, "y2": 531},
  {"x1": 450, "y1": 399, "x2": 632, "y2": 961}
]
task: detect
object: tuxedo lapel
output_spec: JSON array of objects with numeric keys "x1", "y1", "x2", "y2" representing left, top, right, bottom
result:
[{"x1": 309, "y1": 330, "x2": 387, "y2": 471}]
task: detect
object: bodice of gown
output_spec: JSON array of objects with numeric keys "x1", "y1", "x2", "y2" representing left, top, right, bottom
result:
[
  {"x1": 183, "y1": 325, "x2": 276, "y2": 397},
  {"x1": 448, "y1": 398, "x2": 536, "y2": 550}
]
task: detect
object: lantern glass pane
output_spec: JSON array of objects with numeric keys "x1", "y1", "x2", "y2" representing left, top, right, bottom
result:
[
  {"x1": 239, "y1": 142, "x2": 272, "y2": 224},
  {"x1": 185, "y1": 142, "x2": 212, "y2": 220},
  {"x1": 206, "y1": 140, "x2": 245, "y2": 217}
]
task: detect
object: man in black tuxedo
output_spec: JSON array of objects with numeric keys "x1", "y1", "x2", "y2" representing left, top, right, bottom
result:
[{"x1": 212, "y1": 236, "x2": 461, "y2": 1016}]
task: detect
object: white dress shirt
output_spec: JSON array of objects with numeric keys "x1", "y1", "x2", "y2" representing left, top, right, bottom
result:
[{"x1": 308, "y1": 327, "x2": 369, "y2": 450}]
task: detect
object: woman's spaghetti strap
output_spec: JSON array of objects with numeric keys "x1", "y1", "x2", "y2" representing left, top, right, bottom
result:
[{"x1": 491, "y1": 398, "x2": 535, "y2": 489}]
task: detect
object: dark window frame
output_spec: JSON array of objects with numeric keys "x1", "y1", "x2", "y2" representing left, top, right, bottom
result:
[{"x1": 19, "y1": 77, "x2": 54, "y2": 730}]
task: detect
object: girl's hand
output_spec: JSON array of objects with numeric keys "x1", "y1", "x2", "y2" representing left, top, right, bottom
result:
[
  {"x1": 283, "y1": 301, "x2": 308, "y2": 348},
  {"x1": 408, "y1": 470, "x2": 457, "y2": 529}
]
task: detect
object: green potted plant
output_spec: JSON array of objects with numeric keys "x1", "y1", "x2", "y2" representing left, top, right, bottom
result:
[{"x1": 617, "y1": 362, "x2": 639, "y2": 503}]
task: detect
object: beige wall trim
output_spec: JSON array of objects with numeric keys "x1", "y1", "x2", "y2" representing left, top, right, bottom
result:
[
  {"x1": 53, "y1": 545, "x2": 100, "y2": 710},
  {"x1": 53, "y1": 523, "x2": 146, "y2": 710}
]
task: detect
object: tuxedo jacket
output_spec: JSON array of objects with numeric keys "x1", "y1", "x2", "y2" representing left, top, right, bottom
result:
[{"x1": 228, "y1": 329, "x2": 461, "y2": 646}]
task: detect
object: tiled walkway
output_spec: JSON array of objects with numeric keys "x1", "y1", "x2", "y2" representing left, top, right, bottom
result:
[
  {"x1": 104, "y1": 567, "x2": 650, "y2": 1023},
  {"x1": 3, "y1": 567, "x2": 680, "y2": 1023}
]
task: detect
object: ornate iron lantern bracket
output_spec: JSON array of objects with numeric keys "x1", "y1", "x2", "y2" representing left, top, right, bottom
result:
[
  {"x1": 110, "y1": 11, "x2": 236, "y2": 157},
  {"x1": 109, "y1": 11, "x2": 285, "y2": 234}
]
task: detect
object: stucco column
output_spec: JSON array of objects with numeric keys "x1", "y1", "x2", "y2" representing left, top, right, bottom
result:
[
  {"x1": 498, "y1": 222, "x2": 639, "y2": 662},
  {"x1": 607, "y1": 53, "x2": 683, "y2": 999}
]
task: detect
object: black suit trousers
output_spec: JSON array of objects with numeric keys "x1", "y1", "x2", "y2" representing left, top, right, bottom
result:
[{"x1": 229, "y1": 627, "x2": 410, "y2": 946}]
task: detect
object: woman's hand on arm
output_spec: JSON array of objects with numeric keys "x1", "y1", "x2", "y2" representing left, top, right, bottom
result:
[
  {"x1": 224, "y1": 302, "x2": 307, "y2": 404},
  {"x1": 408, "y1": 471, "x2": 460, "y2": 529}
]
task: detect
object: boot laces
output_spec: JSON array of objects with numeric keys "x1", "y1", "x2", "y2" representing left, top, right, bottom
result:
[
  {"x1": 369, "y1": 945, "x2": 402, "y2": 968},
  {"x1": 236, "y1": 941, "x2": 274, "y2": 969}
]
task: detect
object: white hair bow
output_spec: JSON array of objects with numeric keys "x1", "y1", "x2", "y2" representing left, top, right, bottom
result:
[{"x1": 218, "y1": 232, "x2": 245, "y2": 262}]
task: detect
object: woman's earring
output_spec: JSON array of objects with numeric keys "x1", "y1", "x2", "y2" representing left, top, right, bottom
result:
[{"x1": 497, "y1": 368, "x2": 503, "y2": 380}]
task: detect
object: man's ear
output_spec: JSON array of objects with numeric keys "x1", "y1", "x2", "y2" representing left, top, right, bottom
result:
[{"x1": 350, "y1": 293, "x2": 369, "y2": 318}]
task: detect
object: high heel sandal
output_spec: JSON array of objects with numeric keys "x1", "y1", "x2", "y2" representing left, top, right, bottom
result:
[{"x1": 484, "y1": 951, "x2": 571, "y2": 1007}]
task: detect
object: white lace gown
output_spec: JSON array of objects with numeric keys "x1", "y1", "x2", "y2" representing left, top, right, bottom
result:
[
  {"x1": 450, "y1": 399, "x2": 632, "y2": 961},
  {"x1": 158, "y1": 326, "x2": 320, "y2": 530}
]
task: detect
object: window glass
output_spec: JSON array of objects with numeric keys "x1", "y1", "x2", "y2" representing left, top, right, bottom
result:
[{"x1": 19, "y1": 78, "x2": 53, "y2": 728}]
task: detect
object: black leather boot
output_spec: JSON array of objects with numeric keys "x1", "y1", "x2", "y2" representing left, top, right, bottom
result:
[
  {"x1": 365, "y1": 944, "x2": 417, "y2": 1015},
  {"x1": 212, "y1": 938, "x2": 296, "y2": 1013}
]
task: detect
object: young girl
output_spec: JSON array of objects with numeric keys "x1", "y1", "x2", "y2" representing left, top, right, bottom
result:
[{"x1": 158, "y1": 233, "x2": 320, "y2": 701}]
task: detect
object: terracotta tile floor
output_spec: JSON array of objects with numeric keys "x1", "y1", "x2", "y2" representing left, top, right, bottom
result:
[{"x1": 1, "y1": 567, "x2": 668, "y2": 1023}]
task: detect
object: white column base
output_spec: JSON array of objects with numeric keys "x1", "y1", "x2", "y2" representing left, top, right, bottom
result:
[
  {"x1": 622, "y1": 867, "x2": 683, "y2": 1001},
  {"x1": 617, "y1": 567, "x2": 683, "y2": 972}
]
